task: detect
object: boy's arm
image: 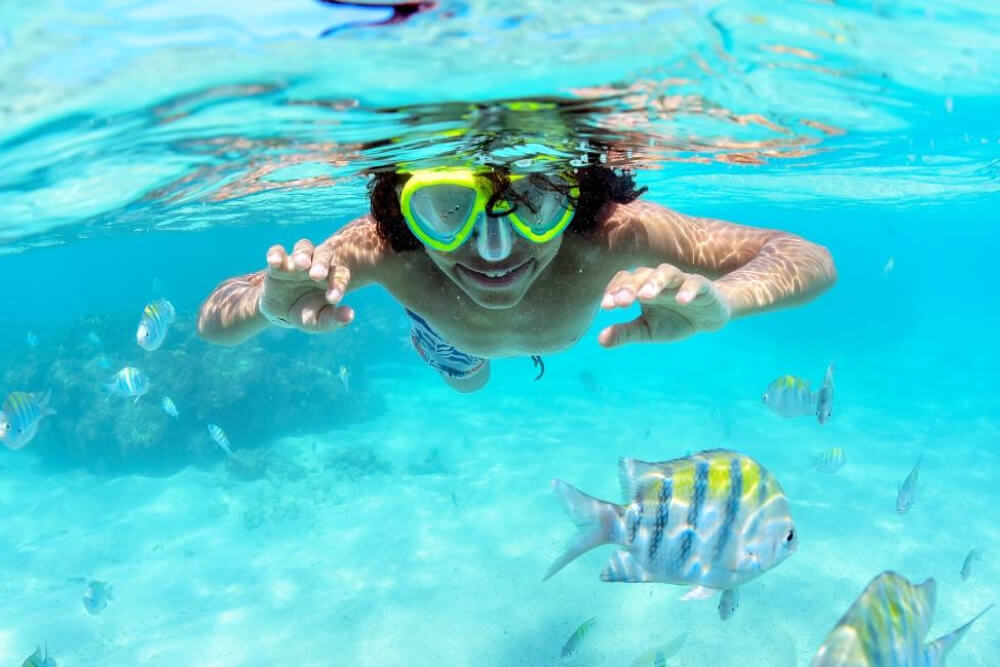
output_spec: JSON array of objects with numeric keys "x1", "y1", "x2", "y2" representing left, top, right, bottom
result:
[
  {"x1": 603, "y1": 200, "x2": 836, "y2": 317},
  {"x1": 196, "y1": 270, "x2": 269, "y2": 345},
  {"x1": 197, "y1": 215, "x2": 391, "y2": 345}
]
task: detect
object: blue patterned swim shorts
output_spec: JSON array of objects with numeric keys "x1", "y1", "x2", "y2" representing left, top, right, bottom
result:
[{"x1": 406, "y1": 309, "x2": 487, "y2": 379}]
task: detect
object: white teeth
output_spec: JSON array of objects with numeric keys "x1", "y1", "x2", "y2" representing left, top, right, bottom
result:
[{"x1": 484, "y1": 269, "x2": 511, "y2": 278}]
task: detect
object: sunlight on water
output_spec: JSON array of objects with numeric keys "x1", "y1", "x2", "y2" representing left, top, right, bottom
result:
[{"x1": 1, "y1": 0, "x2": 998, "y2": 250}]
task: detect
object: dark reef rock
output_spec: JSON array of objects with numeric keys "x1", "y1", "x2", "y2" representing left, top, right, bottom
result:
[{"x1": 1, "y1": 311, "x2": 390, "y2": 475}]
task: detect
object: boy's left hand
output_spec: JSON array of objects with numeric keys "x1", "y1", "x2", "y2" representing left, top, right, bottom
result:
[{"x1": 598, "y1": 263, "x2": 732, "y2": 347}]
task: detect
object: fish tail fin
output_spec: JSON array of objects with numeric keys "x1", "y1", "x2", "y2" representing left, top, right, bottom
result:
[
  {"x1": 544, "y1": 479, "x2": 624, "y2": 581},
  {"x1": 40, "y1": 389, "x2": 56, "y2": 416},
  {"x1": 924, "y1": 603, "x2": 993, "y2": 665}
]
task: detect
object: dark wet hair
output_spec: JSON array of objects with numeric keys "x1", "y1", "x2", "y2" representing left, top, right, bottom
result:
[{"x1": 368, "y1": 165, "x2": 648, "y2": 252}]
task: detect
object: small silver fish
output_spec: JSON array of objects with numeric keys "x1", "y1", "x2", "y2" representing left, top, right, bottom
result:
[
  {"x1": 896, "y1": 456, "x2": 921, "y2": 514},
  {"x1": 338, "y1": 365, "x2": 350, "y2": 391},
  {"x1": 718, "y1": 587, "x2": 740, "y2": 621},
  {"x1": 208, "y1": 423, "x2": 232, "y2": 456},
  {"x1": 630, "y1": 633, "x2": 687, "y2": 667},
  {"x1": 87, "y1": 330, "x2": 104, "y2": 349},
  {"x1": 0, "y1": 390, "x2": 56, "y2": 451},
  {"x1": 26, "y1": 331, "x2": 39, "y2": 348},
  {"x1": 812, "y1": 447, "x2": 847, "y2": 474},
  {"x1": 161, "y1": 396, "x2": 179, "y2": 419},
  {"x1": 105, "y1": 367, "x2": 149, "y2": 402},
  {"x1": 136, "y1": 298, "x2": 176, "y2": 351},
  {"x1": 815, "y1": 362, "x2": 836, "y2": 425},
  {"x1": 22, "y1": 645, "x2": 56, "y2": 667},
  {"x1": 883, "y1": 257, "x2": 894, "y2": 278},
  {"x1": 82, "y1": 580, "x2": 113, "y2": 615},
  {"x1": 810, "y1": 571, "x2": 992, "y2": 666},
  {"x1": 762, "y1": 375, "x2": 815, "y2": 417},
  {"x1": 961, "y1": 549, "x2": 982, "y2": 581},
  {"x1": 560, "y1": 616, "x2": 597, "y2": 659}
]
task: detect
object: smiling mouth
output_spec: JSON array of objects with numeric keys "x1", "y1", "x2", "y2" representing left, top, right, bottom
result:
[{"x1": 456, "y1": 259, "x2": 534, "y2": 289}]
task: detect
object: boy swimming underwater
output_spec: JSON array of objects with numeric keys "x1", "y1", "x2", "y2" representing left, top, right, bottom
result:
[{"x1": 198, "y1": 163, "x2": 836, "y2": 392}]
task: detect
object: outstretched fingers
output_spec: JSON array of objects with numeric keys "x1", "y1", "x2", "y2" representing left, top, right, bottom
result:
[
  {"x1": 676, "y1": 274, "x2": 710, "y2": 304},
  {"x1": 290, "y1": 292, "x2": 353, "y2": 332},
  {"x1": 601, "y1": 264, "x2": 687, "y2": 309},
  {"x1": 266, "y1": 244, "x2": 289, "y2": 273},
  {"x1": 291, "y1": 238, "x2": 315, "y2": 271},
  {"x1": 598, "y1": 317, "x2": 650, "y2": 348}
]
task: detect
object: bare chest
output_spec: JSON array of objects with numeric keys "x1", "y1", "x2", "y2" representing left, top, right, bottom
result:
[{"x1": 386, "y1": 250, "x2": 612, "y2": 357}]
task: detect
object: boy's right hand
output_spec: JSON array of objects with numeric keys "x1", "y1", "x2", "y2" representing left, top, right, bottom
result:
[{"x1": 260, "y1": 238, "x2": 354, "y2": 333}]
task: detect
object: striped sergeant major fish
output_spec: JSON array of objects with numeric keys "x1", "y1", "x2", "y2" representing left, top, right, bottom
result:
[
  {"x1": 0, "y1": 390, "x2": 56, "y2": 451},
  {"x1": 896, "y1": 456, "x2": 921, "y2": 514},
  {"x1": 136, "y1": 298, "x2": 176, "y2": 351},
  {"x1": 22, "y1": 645, "x2": 57, "y2": 667},
  {"x1": 810, "y1": 571, "x2": 993, "y2": 666},
  {"x1": 560, "y1": 616, "x2": 596, "y2": 660},
  {"x1": 762, "y1": 375, "x2": 815, "y2": 417},
  {"x1": 815, "y1": 362, "x2": 836, "y2": 425},
  {"x1": 718, "y1": 586, "x2": 740, "y2": 621},
  {"x1": 105, "y1": 367, "x2": 149, "y2": 402},
  {"x1": 763, "y1": 362, "x2": 836, "y2": 425},
  {"x1": 630, "y1": 632, "x2": 686, "y2": 666},
  {"x1": 82, "y1": 580, "x2": 113, "y2": 615},
  {"x1": 961, "y1": 549, "x2": 982, "y2": 582},
  {"x1": 208, "y1": 423, "x2": 232, "y2": 457},
  {"x1": 545, "y1": 450, "x2": 797, "y2": 620},
  {"x1": 161, "y1": 396, "x2": 179, "y2": 419},
  {"x1": 812, "y1": 447, "x2": 847, "y2": 474}
]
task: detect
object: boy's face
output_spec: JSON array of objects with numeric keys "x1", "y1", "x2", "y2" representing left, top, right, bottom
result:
[{"x1": 424, "y1": 229, "x2": 563, "y2": 309}]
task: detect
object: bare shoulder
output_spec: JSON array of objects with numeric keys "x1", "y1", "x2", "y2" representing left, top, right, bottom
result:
[
  {"x1": 588, "y1": 200, "x2": 695, "y2": 266},
  {"x1": 326, "y1": 214, "x2": 399, "y2": 288},
  {"x1": 330, "y1": 214, "x2": 387, "y2": 252}
]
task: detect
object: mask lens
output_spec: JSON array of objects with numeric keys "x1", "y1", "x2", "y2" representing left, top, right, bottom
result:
[
  {"x1": 409, "y1": 184, "x2": 478, "y2": 241},
  {"x1": 509, "y1": 176, "x2": 573, "y2": 231}
]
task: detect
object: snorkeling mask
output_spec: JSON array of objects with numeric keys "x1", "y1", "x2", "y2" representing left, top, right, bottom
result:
[{"x1": 399, "y1": 168, "x2": 578, "y2": 261}]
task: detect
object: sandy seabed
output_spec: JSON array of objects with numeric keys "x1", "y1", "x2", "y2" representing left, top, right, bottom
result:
[{"x1": 1, "y1": 353, "x2": 997, "y2": 666}]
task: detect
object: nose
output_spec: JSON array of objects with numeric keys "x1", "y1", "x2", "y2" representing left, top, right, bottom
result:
[{"x1": 474, "y1": 213, "x2": 513, "y2": 262}]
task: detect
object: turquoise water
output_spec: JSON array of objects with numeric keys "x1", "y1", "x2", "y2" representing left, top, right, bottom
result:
[{"x1": 1, "y1": 1, "x2": 999, "y2": 665}]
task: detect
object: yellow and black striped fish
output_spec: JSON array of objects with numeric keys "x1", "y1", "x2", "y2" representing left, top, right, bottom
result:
[
  {"x1": 812, "y1": 447, "x2": 847, "y2": 473},
  {"x1": 136, "y1": 298, "x2": 176, "y2": 351},
  {"x1": 105, "y1": 367, "x2": 150, "y2": 402},
  {"x1": 545, "y1": 449, "x2": 796, "y2": 611},
  {"x1": 0, "y1": 390, "x2": 55, "y2": 451},
  {"x1": 811, "y1": 571, "x2": 993, "y2": 666},
  {"x1": 560, "y1": 616, "x2": 596, "y2": 660},
  {"x1": 762, "y1": 375, "x2": 815, "y2": 417}
]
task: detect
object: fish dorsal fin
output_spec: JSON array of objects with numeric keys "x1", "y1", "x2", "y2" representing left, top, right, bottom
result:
[
  {"x1": 618, "y1": 458, "x2": 669, "y2": 502},
  {"x1": 680, "y1": 585, "x2": 716, "y2": 601},
  {"x1": 924, "y1": 603, "x2": 993, "y2": 665}
]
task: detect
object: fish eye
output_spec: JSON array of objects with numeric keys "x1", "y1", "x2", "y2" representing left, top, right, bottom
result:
[{"x1": 785, "y1": 529, "x2": 795, "y2": 543}]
